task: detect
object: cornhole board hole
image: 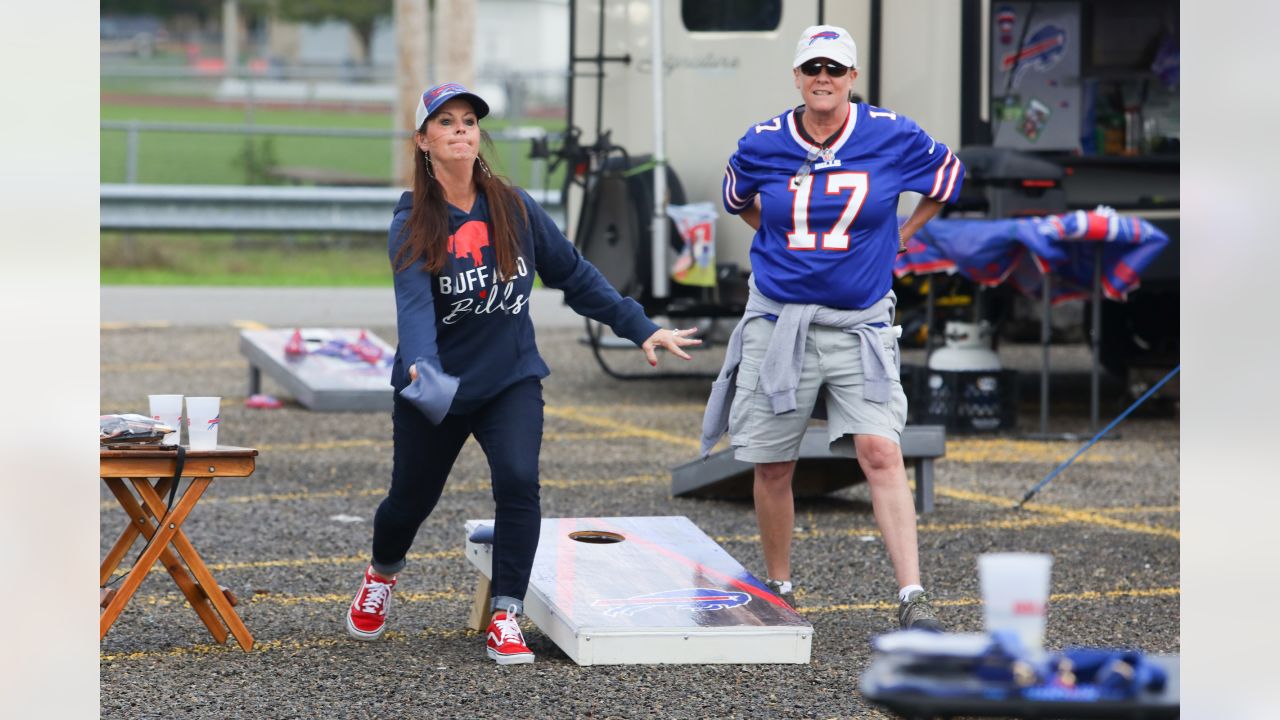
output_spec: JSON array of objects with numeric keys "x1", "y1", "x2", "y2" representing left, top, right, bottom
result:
[
  {"x1": 670, "y1": 425, "x2": 945, "y2": 513},
  {"x1": 463, "y1": 516, "x2": 812, "y2": 665},
  {"x1": 239, "y1": 328, "x2": 394, "y2": 411}
]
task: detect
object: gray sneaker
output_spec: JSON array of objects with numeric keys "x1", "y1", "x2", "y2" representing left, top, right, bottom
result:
[
  {"x1": 766, "y1": 579, "x2": 798, "y2": 609},
  {"x1": 898, "y1": 589, "x2": 943, "y2": 632}
]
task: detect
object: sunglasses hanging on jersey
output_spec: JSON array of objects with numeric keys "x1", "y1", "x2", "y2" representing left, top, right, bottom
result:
[
  {"x1": 799, "y1": 60, "x2": 850, "y2": 78},
  {"x1": 792, "y1": 144, "x2": 837, "y2": 188}
]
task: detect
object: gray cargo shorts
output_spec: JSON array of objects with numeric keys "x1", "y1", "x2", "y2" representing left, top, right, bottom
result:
[{"x1": 728, "y1": 317, "x2": 908, "y2": 463}]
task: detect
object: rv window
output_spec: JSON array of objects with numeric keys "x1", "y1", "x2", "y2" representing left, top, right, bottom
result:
[{"x1": 682, "y1": 0, "x2": 781, "y2": 32}]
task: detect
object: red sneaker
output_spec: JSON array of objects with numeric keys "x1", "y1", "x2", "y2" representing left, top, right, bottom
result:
[
  {"x1": 485, "y1": 606, "x2": 534, "y2": 664},
  {"x1": 346, "y1": 566, "x2": 396, "y2": 640}
]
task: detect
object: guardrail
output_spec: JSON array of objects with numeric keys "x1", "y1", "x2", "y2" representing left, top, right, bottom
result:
[
  {"x1": 100, "y1": 121, "x2": 558, "y2": 189},
  {"x1": 100, "y1": 184, "x2": 563, "y2": 233}
]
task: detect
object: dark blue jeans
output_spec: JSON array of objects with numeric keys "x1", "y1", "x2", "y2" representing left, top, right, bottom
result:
[{"x1": 371, "y1": 377, "x2": 543, "y2": 613}]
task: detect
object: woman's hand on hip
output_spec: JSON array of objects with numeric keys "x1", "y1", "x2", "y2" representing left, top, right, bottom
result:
[{"x1": 641, "y1": 327, "x2": 702, "y2": 366}]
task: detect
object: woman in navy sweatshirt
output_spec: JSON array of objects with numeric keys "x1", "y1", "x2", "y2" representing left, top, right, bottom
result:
[{"x1": 344, "y1": 83, "x2": 700, "y2": 664}]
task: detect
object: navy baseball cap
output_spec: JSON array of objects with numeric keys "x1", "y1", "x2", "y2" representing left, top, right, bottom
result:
[{"x1": 416, "y1": 82, "x2": 490, "y2": 129}]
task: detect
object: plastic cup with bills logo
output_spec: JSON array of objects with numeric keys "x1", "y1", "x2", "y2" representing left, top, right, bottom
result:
[
  {"x1": 147, "y1": 394, "x2": 183, "y2": 446},
  {"x1": 978, "y1": 552, "x2": 1052, "y2": 656},
  {"x1": 185, "y1": 396, "x2": 222, "y2": 450}
]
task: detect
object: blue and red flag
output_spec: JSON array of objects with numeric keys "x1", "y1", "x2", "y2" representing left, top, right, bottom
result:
[{"x1": 895, "y1": 208, "x2": 1169, "y2": 305}]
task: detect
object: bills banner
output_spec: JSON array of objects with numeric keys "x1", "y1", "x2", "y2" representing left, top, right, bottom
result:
[{"x1": 667, "y1": 202, "x2": 717, "y2": 288}]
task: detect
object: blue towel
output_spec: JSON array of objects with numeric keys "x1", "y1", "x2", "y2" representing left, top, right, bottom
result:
[{"x1": 398, "y1": 358, "x2": 460, "y2": 425}]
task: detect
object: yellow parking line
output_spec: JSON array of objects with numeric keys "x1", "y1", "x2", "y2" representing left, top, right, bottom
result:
[
  {"x1": 101, "y1": 626, "x2": 474, "y2": 662},
  {"x1": 936, "y1": 486, "x2": 1179, "y2": 540},
  {"x1": 101, "y1": 359, "x2": 244, "y2": 373},
  {"x1": 257, "y1": 438, "x2": 386, "y2": 452},
  {"x1": 131, "y1": 589, "x2": 469, "y2": 609},
  {"x1": 232, "y1": 320, "x2": 268, "y2": 330},
  {"x1": 108, "y1": 548, "x2": 462, "y2": 579},
  {"x1": 101, "y1": 585, "x2": 1180, "y2": 662},
  {"x1": 544, "y1": 408, "x2": 1178, "y2": 540},
  {"x1": 253, "y1": 431, "x2": 630, "y2": 454},
  {"x1": 714, "y1": 515, "x2": 1074, "y2": 545},
  {"x1": 199, "y1": 549, "x2": 460, "y2": 573},
  {"x1": 943, "y1": 438, "x2": 1128, "y2": 464},
  {"x1": 546, "y1": 406, "x2": 702, "y2": 451},
  {"x1": 102, "y1": 474, "x2": 666, "y2": 510},
  {"x1": 1083, "y1": 505, "x2": 1180, "y2": 515},
  {"x1": 101, "y1": 516, "x2": 1090, "y2": 581},
  {"x1": 567, "y1": 402, "x2": 709, "y2": 414},
  {"x1": 548, "y1": 431, "x2": 635, "y2": 441},
  {"x1": 101, "y1": 486, "x2": 382, "y2": 510},
  {"x1": 801, "y1": 585, "x2": 1180, "y2": 614}
]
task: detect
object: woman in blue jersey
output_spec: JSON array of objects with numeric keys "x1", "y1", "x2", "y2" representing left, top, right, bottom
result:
[
  {"x1": 703, "y1": 25, "x2": 964, "y2": 630},
  {"x1": 345, "y1": 83, "x2": 700, "y2": 664}
]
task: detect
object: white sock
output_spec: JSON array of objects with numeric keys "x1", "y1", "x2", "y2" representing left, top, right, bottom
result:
[
  {"x1": 898, "y1": 584, "x2": 924, "y2": 603},
  {"x1": 770, "y1": 579, "x2": 793, "y2": 594}
]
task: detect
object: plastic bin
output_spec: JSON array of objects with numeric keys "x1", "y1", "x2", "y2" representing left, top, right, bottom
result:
[{"x1": 902, "y1": 364, "x2": 1018, "y2": 433}]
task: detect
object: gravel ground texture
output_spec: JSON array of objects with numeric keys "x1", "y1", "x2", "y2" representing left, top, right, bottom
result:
[{"x1": 100, "y1": 322, "x2": 1179, "y2": 719}]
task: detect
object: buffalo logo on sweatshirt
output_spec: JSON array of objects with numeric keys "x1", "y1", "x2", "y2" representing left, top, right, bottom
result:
[
  {"x1": 436, "y1": 220, "x2": 530, "y2": 324},
  {"x1": 447, "y1": 220, "x2": 490, "y2": 267}
]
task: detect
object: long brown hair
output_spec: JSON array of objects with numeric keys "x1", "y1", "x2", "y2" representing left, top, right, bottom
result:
[{"x1": 393, "y1": 128, "x2": 528, "y2": 280}]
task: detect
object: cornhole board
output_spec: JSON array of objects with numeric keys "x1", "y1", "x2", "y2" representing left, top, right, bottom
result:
[
  {"x1": 463, "y1": 516, "x2": 812, "y2": 665},
  {"x1": 238, "y1": 328, "x2": 394, "y2": 411},
  {"x1": 670, "y1": 424, "x2": 946, "y2": 513}
]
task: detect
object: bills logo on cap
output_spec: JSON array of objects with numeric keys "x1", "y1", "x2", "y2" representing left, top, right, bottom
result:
[
  {"x1": 591, "y1": 588, "x2": 750, "y2": 618},
  {"x1": 426, "y1": 82, "x2": 465, "y2": 100},
  {"x1": 807, "y1": 30, "x2": 841, "y2": 45}
]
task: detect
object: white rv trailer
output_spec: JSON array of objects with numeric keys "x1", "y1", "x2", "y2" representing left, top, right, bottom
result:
[
  {"x1": 560, "y1": 0, "x2": 1180, "y2": 379},
  {"x1": 565, "y1": 0, "x2": 967, "y2": 279}
]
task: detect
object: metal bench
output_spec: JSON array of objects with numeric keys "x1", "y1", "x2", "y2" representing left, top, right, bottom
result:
[{"x1": 671, "y1": 424, "x2": 946, "y2": 513}]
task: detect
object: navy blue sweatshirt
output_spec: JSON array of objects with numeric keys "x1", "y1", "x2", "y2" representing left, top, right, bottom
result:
[{"x1": 389, "y1": 188, "x2": 659, "y2": 420}]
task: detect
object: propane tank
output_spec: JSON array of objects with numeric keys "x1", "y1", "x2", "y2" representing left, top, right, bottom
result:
[{"x1": 927, "y1": 321, "x2": 1002, "y2": 371}]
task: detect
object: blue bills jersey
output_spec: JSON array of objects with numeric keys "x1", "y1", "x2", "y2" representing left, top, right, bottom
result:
[{"x1": 722, "y1": 102, "x2": 965, "y2": 309}]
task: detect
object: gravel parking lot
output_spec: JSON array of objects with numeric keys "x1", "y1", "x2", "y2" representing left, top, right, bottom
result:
[{"x1": 100, "y1": 320, "x2": 1179, "y2": 719}]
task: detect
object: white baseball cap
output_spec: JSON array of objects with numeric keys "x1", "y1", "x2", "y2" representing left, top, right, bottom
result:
[
  {"x1": 415, "y1": 82, "x2": 490, "y2": 130},
  {"x1": 793, "y1": 25, "x2": 858, "y2": 69}
]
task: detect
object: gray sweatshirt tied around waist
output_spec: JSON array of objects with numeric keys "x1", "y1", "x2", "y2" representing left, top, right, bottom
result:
[{"x1": 699, "y1": 276, "x2": 898, "y2": 457}]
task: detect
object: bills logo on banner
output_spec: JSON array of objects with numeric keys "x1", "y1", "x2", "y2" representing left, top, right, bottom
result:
[
  {"x1": 592, "y1": 588, "x2": 750, "y2": 618},
  {"x1": 1001, "y1": 24, "x2": 1067, "y2": 85}
]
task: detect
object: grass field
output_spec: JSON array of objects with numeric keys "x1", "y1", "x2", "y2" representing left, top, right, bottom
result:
[
  {"x1": 101, "y1": 103, "x2": 565, "y2": 187},
  {"x1": 101, "y1": 232, "x2": 394, "y2": 286},
  {"x1": 101, "y1": 98, "x2": 566, "y2": 286}
]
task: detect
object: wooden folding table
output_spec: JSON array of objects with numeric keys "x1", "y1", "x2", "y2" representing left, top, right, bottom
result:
[{"x1": 100, "y1": 445, "x2": 258, "y2": 651}]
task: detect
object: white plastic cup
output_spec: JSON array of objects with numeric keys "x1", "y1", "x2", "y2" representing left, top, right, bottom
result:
[
  {"x1": 978, "y1": 552, "x2": 1053, "y2": 655},
  {"x1": 148, "y1": 394, "x2": 183, "y2": 446},
  {"x1": 186, "y1": 396, "x2": 222, "y2": 450}
]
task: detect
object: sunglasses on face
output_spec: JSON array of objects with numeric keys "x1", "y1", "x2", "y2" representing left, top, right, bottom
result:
[{"x1": 799, "y1": 60, "x2": 850, "y2": 78}]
